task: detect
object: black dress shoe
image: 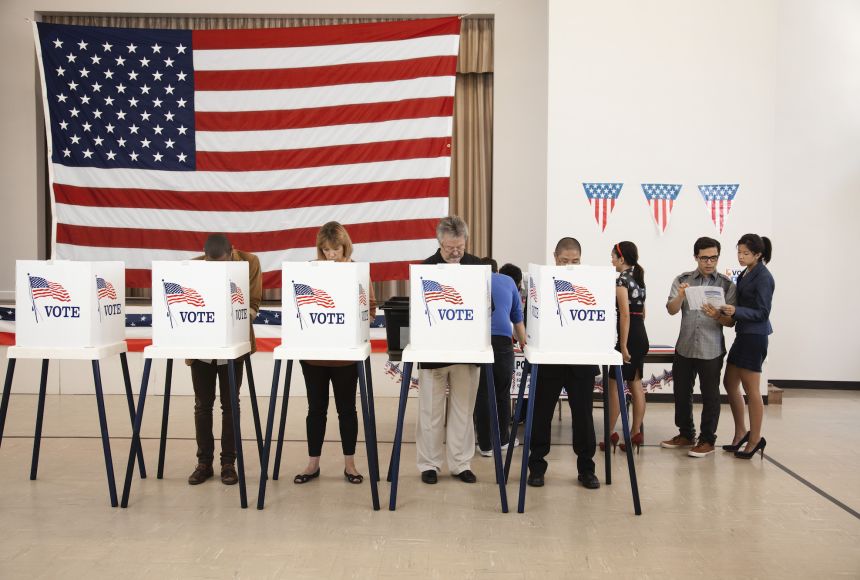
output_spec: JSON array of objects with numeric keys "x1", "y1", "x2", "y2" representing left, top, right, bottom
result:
[
  {"x1": 221, "y1": 464, "x2": 238, "y2": 485},
  {"x1": 527, "y1": 472, "x2": 545, "y2": 487},
  {"x1": 454, "y1": 470, "x2": 477, "y2": 483},
  {"x1": 188, "y1": 463, "x2": 214, "y2": 485},
  {"x1": 578, "y1": 472, "x2": 600, "y2": 489},
  {"x1": 421, "y1": 469, "x2": 438, "y2": 484}
]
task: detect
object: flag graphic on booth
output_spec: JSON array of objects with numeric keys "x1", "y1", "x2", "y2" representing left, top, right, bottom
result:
[
  {"x1": 162, "y1": 281, "x2": 205, "y2": 328},
  {"x1": 291, "y1": 282, "x2": 335, "y2": 330},
  {"x1": 28, "y1": 275, "x2": 71, "y2": 323},
  {"x1": 33, "y1": 19, "x2": 462, "y2": 287},
  {"x1": 582, "y1": 183, "x2": 623, "y2": 232},
  {"x1": 359, "y1": 284, "x2": 368, "y2": 306},
  {"x1": 699, "y1": 184, "x2": 739, "y2": 234},
  {"x1": 553, "y1": 278, "x2": 597, "y2": 326},
  {"x1": 642, "y1": 183, "x2": 681, "y2": 234},
  {"x1": 528, "y1": 277, "x2": 538, "y2": 305},
  {"x1": 230, "y1": 281, "x2": 244, "y2": 305},
  {"x1": 96, "y1": 277, "x2": 117, "y2": 300},
  {"x1": 420, "y1": 278, "x2": 463, "y2": 326}
]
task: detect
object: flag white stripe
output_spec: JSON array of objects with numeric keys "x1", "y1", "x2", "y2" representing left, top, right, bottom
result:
[
  {"x1": 196, "y1": 117, "x2": 454, "y2": 152},
  {"x1": 193, "y1": 35, "x2": 460, "y2": 71},
  {"x1": 55, "y1": 197, "x2": 448, "y2": 233},
  {"x1": 55, "y1": 239, "x2": 439, "y2": 272},
  {"x1": 194, "y1": 76, "x2": 456, "y2": 113},
  {"x1": 52, "y1": 157, "x2": 452, "y2": 192}
]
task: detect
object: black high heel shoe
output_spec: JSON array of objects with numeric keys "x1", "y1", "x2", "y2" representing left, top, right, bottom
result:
[
  {"x1": 722, "y1": 431, "x2": 750, "y2": 452},
  {"x1": 734, "y1": 437, "x2": 766, "y2": 460}
]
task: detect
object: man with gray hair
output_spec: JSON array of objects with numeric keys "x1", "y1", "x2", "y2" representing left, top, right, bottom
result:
[{"x1": 417, "y1": 216, "x2": 484, "y2": 484}]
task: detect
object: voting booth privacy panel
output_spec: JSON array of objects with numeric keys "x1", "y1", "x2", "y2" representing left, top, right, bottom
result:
[
  {"x1": 526, "y1": 264, "x2": 617, "y2": 355},
  {"x1": 151, "y1": 261, "x2": 249, "y2": 349},
  {"x1": 281, "y1": 261, "x2": 370, "y2": 351},
  {"x1": 15, "y1": 260, "x2": 125, "y2": 348}
]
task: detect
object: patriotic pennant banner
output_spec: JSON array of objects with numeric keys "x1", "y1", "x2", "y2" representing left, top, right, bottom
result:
[
  {"x1": 641, "y1": 183, "x2": 681, "y2": 235},
  {"x1": 33, "y1": 18, "x2": 461, "y2": 288},
  {"x1": 699, "y1": 184, "x2": 739, "y2": 234},
  {"x1": 582, "y1": 183, "x2": 622, "y2": 232}
]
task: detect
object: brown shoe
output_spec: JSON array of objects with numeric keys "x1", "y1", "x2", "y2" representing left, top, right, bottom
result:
[
  {"x1": 660, "y1": 435, "x2": 695, "y2": 449},
  {"x1": 688, "y1": 438, "x2": 716, "y2": 457},
  {"x1": 221, "y1": 464, "x2": 239, "y2": 485},
  {"x1": 188, "y1": 463, "x2": 214, "y2": 485}
]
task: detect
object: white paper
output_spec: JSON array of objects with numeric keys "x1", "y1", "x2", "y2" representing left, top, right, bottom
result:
[{"x1": 685, "y1": 286, "x2": 725, "y2": 310}]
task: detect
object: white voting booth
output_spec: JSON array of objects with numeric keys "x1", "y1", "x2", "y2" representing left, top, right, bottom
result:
[{"x1": 1, "y1": 260, "x2": 137, "y2": 508}]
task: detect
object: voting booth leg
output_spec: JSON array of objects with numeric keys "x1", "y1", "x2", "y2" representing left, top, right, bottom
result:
[
  {"x1": 156, "y1": 359, "x2": 174, "y2": 479},
  {"x1": 517, "y1": 364, "x2": 540, "y2": 514},
  {"x1": 121, "y1": 359, "x2": 153, "y2": 508},
  {"x1": 120, "y1": 353, "x2": 146, "y2": 479},
  {"x1": 244, "y1": 357, "x2": 264, "y2": 464},
  {"x1": 92, "y1": 360, "x2": 119, "y2": 507},
  {"x1": 256, "y1": 359, "x2": 282, "y2": 510},
  {"x1": 227, "y1": 359, "x2": 248, "y2": 509},
  {"x1": 388, "y1": 362, "x2": 412, "y2": 511},
  {"x1": 272, "y1": 360, "x2": 293, "y2": 481},
  {"x1": 614, "y1": 365, "x2": 642, "y2": 515},
  {"x1": 29, "y1": 359, "x2": 50, "y2": 481},
  {"x1": 364, "y1": 357, "x2": 380, "y2": 484},
  {"x1": 602, "y1": 365, "x2": 612, "y2": 485},
  {"x1": 505, "y1": 360, "x2": 530, "y2": 484},
  {"x1": 0, "y1": 358, "x2": 16, "y2": 448},
  {"x1": 357, "y1": 360, "x2": 380, "y2": 511},
  {"x1": 484, "y1": 363, "x2": 509, "y2": 513}
]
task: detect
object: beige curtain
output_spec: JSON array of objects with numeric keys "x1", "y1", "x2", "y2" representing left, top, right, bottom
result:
[{"x1": 41, "y1": 14, "x2": 494, "y2": 302}]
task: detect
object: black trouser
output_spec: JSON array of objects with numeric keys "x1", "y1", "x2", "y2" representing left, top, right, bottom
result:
[
  {"x1": 191, "y1": 357, "x2": 244, "y2": 466},
  {"x1": 475, "y1": 336, "x2": 515, "y2": 451},
  {"x1": 672, "y1": 353, "x2": 725, "y2": 444},
  {"x1": 528, "y1": 364, "x2": 598, "y2": 477},
  {"x1": 300, "y1": 362, "x2": 359, "y2": 457}
]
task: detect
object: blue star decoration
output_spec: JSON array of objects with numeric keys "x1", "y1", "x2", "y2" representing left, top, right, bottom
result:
[
  {"x1": 698, "y1": 184, "x2": 739, "y2": 201},
  {"x1": 582, "y1": 183, "x2": 623, "y2": 200},
  {"x1": 641, "y1": 183, "x2": 682, "y2": 200}
]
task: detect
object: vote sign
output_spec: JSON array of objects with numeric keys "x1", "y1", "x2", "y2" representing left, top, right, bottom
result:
[
  {"x1": 526, "y1": 264, "x2": 616, "y2": 353},
  {"x1": 282, "y1": 261, "x2": 370, "y2": 350},
  {"x1": 15, "y1": 260, "x2": 125, "y2": 348},
  {"x1": 151, "y1": 261, "x2": 250, "y2": 349}
]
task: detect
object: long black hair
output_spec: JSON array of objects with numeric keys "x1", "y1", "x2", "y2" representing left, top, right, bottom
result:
[
  {"x1": 612, "y1": 241, "x2": 645, "y2": 287},
  {"x1": 737, "y1": 234, "x2": 773, "y2": 264}
]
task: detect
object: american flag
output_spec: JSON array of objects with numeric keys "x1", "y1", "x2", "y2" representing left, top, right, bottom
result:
[
  {"x1": 230, "y1": 281, "x2": 244, "y2": 305},
  {"x1": 293, "y1": 283, "x2": 335, "y2": 308},
  {"x1": 528, "y1": 276, "x2": 538, "y2": 305},
  {"x1": 699, "y1": 184, "x2": 739, "y2": 234},
  {"x1": 583, "y1": 183, "x2": 622, "y2": 232},
  {"x1": 34, "y1": 19, "x2": 461, "y2": 288},
  {"x1": 29, "y1": 276, "x2": 72, "y2": 302},
  {"x1": 421, "y1": 279, "x2": 463, "y2": 304},
  {"x1": 642, "y1": 183, "x2": 681, "y2": 234},
  {"x1": 163, "y1": 281, "x2": 206, "y2": 306},
  {"x1": 554, "y1": 279, "x2": 597, "y2": 306},
  {"x1": 359, "y1": 283, "x2": 368, "y2": 306},
  {"x1": 96, "y1": 276, "x2": 117, "y2": 300}
]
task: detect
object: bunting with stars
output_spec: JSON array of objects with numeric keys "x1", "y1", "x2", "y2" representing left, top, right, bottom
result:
[
  {"x1": 698, "y1": 184, "x2": 739, "y2": 234},
  {"x1": 582, "y1": 183, "x2": 623, "y2": 232},
  {"x1": 641, "y1": 183, "x2": 681, "y2": 235}
]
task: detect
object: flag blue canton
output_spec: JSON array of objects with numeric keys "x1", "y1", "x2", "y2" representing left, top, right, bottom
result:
[
  {"x1": 37, "y1": 23, "x2": 195, "y2": 170},
  {"x1": 698, "y1": 184, "x2": 739, "y2": 201},
  {"x1": 583, "y1": 182, "x2": 623, "y2": 200},
  {"x1": 642, "y1": 183, "x2": 681, "y2": 200}
]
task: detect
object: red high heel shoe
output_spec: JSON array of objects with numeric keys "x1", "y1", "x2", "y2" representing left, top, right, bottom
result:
[
  {"x1": 599, "y1": 432, "x2": 619, "y2": 452},
  {"x1": 619, "y1": 432, "x2": 644, "y2": 454}
]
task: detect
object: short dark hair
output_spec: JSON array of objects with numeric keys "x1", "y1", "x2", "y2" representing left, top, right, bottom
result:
[
  {"x1": 554, "y1": 237, "x2": 582, "y2": 255},
  {"x1": 481, "y1": 256, "x2": 498, "y2": 273},
  {"x1": 204, "y1": 233, "x2": 232, "y2": 259},
  {"x1": 693, "y1": 237, "x2": 721, "y2": 256},
  {"x1": 499, "y1": 263, "x2": 523, "y2": 288}
]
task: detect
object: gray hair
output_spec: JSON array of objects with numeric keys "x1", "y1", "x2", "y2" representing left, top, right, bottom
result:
[{"x1": 436, "y1": 216, "x2": 469, "y2": 241}]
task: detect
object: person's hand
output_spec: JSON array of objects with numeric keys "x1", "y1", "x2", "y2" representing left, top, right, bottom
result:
[
  {"x1": 720, "y1": 305, "x2": 735, "y2": 317},
  {"x1": 677, "y1": 282, "x2": 689, "y2": 297},
  {"x1": 621, "y1": 347, "x2": 632, "y2": 363},
  {"x1": 702, "y1": 303, "x2": 721, "y2": 319}
]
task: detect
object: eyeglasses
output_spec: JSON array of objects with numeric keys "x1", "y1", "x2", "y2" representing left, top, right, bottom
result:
[{"x1": 697, "y1": 255, "x2": 719, "y2": 263}]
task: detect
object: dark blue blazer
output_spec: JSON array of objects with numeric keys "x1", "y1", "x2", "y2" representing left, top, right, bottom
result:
[{"x1": 733, "y1": 263, "x2": 775, "y2": 335}]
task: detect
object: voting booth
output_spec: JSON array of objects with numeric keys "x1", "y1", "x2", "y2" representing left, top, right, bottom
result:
[
  {"x1": 258, "y1": 261, "x2": 381, "y2": 511},
  {"x1": 1, "y1": 260, "x2": 143, "y2": 508},
  {"x1": 388, "y1": 263, "x2": 508, "y2": 512},
  {"x1": 121, "y1": 261, "x2": 259, "y2": 510},
  {"x1": 505, "y1": 264, "x2": 642, "y2": 515}
]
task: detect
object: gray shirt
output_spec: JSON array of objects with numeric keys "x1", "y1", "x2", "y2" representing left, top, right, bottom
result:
[{"x1": 668, "y1": 269, "x2": 737, "y2": 360}]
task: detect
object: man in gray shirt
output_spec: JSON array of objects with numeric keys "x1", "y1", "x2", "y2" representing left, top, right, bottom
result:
[{"x1": 661, "y1": 237, "x2": 737, "y2": 457}]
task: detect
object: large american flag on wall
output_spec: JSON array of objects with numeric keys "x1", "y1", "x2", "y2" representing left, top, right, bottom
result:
[{"x1": 33, "y1": 18, "x2": 460, "y2": 288}]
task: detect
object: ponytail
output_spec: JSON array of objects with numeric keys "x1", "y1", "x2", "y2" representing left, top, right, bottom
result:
[{"x1": 612, "y1": 241, "x2": 645, "y2": 287}]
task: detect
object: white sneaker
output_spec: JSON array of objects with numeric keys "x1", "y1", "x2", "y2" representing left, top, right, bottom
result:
[
  {"x1": 499, "y1": 438, "x2": 520, "y2": 452},
  {"x1": 477, "y1": 447, "x2": 493, "y2": 457}
]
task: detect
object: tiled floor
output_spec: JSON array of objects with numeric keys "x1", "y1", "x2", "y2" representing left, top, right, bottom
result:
[{"x1": 0, "y1": 389, "x2": 858, "y2": 578}]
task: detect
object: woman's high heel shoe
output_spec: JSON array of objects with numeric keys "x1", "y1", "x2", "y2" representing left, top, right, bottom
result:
[
  {"x1": 722, "y1": 431, "x2": 750, "y2": 452},
  {"x1": 734, "y1": 437, "x2": 766, "y2": 460},
  {"x1": 619, "y1": 432, "x2": 644, "y2": 454},
  {"x1": 598, "y1": 432, "x2": 619, "y2": 453}
]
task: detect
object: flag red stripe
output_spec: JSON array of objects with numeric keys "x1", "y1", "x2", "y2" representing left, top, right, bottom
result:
[
  {"x1": 195, "y1": 97, "x2": 454, "y2": 132},
  {"x1": 661, "y1": 199, "x2": 667, "y2": 230},
  {"x1": 196, "y1": 137, "x2": 452, "y2": 172},
  {"x1": 57, "y1": 218, "x2": 439, "y2": 253},
  {"x1": 53, "y1": 178, "x2": 449, "y2": 211},
  {"x1": 195, "y1": 56, "x2": 458, "y2": 91},
  {"x1": 192, "y1": 17, "x2": 460, "y2": 50}
]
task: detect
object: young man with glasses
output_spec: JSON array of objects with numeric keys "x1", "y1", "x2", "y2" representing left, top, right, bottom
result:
[{"x1": 662, "y1": 237, "x2": 737, "y2": 457}]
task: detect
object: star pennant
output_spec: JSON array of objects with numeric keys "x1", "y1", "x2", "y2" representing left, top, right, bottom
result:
[
  {"x1": 582, "y1": 183, "x2": 623, "y2": 232},
  {"x1": 641, "y1": 183, "x2": 681, "y2": 234},
  {"x1": 698, "y1": 184, "x2": 739, "y2": 234}
]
